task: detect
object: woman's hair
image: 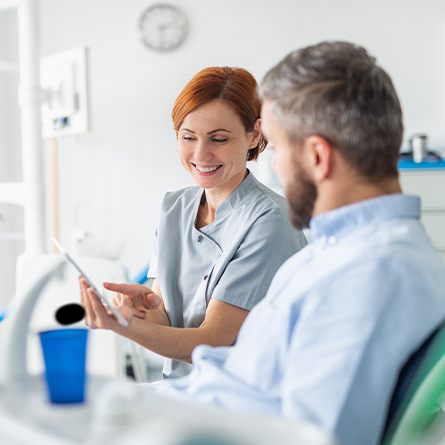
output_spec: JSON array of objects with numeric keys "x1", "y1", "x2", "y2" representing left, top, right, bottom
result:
[{"x1": 172, "y1": 66, "x2": 267, "y2": 161}]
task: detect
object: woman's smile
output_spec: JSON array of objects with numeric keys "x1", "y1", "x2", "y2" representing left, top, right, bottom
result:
[{"x1": 192, "y1": 163, "x2": 224, "y2": 175}]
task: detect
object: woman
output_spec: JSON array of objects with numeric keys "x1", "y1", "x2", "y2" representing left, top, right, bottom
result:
[{"x1": 80, "y1": 66, "x2": 307, "y2": 379}]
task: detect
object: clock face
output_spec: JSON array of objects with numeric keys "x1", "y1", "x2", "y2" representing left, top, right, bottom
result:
[{"x1": 138, "y1": 3, "x2": 188, "y2": 52}]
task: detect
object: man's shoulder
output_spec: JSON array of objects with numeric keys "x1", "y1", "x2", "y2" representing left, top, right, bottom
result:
[{"x1": 269, "y1": 221, "x2": 445, "y2": 309}]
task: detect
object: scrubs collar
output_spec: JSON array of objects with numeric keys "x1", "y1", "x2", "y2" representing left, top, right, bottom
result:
[
  {"x1": 309, "y1": 194, "x2": 421, "y2": 241},
  {"x1": 212, "y1": 170, "x2": 257, "y2": 219}
]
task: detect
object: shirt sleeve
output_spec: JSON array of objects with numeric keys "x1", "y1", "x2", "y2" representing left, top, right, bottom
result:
[{"x1": 210, "y1": 211, "x2": 307, "y2": 310}]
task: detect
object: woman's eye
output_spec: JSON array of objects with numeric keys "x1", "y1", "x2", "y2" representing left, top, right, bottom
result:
[
  {"x1": 182, "y1": 136, "x2": 195, "y2": 141},
  {"x1": 211, "y1": 138, "x2": 227, "y2": 143}
]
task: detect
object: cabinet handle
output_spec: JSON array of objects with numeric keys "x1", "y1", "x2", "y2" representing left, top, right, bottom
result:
[{"x1": 422, "y1": 208, "x2": 445, "y2": 214}]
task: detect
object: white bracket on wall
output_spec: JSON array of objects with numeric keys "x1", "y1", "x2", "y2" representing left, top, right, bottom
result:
[{"x1": 41, "y1": 47, "x2": 90, "y2": 138}]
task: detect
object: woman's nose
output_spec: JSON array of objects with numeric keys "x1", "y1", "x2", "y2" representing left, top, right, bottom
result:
[{"x1": 194, "y1": 140, "x2": 212, "y2": 159}]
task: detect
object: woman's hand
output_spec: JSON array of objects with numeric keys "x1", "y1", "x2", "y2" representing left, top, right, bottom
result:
[
  {"x1": 79, "y1": 278, "x2": 160, "y2": 330},
  {"x1": 104, "y1": 281, "x2": 161, "y2": 318},
  {"x1": 79, "y1": 276, "x2": 125, "y2": 330}
]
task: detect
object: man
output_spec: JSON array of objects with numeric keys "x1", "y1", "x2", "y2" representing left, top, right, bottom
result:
[{"x1": 158, "y1": 41, "x2": 445, "y2": 445}]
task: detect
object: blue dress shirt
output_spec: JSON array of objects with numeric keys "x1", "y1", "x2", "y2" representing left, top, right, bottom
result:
[{"x1": 159, "y1": 194, "x2": 445, "y2": 445}]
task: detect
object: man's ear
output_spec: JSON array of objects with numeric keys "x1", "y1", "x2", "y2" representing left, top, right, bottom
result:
[{"x1": 305, "y1": 135, "x2": 334, "y2": 182}]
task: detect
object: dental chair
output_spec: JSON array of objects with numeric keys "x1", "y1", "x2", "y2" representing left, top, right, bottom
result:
[{"x1": 381, "y1": 321, "x2": 445, "y2": 445}]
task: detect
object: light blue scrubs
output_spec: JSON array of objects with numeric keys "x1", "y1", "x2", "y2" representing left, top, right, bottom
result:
[{"x1": 149, "y1": 172, "x2": 307, "y2": 378}]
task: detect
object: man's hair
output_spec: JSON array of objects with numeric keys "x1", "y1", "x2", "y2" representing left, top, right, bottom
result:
[{"x1": 261, "y1": 41, "x2": 404, "y2": 179}]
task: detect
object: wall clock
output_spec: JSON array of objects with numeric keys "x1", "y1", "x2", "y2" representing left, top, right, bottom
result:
[{"x1": 138, "y1": 3, "x2": 188, "y2": 52}]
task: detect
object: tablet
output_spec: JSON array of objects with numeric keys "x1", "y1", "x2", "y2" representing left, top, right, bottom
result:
[{"x1": 52, "y1": 237, "x2": 129, "y2": 327}]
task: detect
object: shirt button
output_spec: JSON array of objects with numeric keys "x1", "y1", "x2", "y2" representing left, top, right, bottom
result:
[
  {"x1": 197, "y1": 235, "x2": 204, "y2": 243},
  {"x1": 203, "y1": 275, "x2": 208, "y2": 281},
  {"x1": 327, "y1": 236, "x2": 337, "y2": 245}
]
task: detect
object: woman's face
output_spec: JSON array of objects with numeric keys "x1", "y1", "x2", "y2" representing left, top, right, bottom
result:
[{"x1": 178, "y1": 99, "x2": 260, "y2": 192}]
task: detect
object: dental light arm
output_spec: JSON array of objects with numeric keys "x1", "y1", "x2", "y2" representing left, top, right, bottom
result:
[{"x1": 2, "y1": 257, "x2": 65, "y2": 383}]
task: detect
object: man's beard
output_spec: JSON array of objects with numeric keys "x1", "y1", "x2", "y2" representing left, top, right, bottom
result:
[{"x1": 284, "y1": 161, "x2": 317, "y2": 230}]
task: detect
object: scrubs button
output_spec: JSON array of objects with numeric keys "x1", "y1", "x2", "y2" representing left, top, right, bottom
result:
[
  {"x1": 197, "y1": 235, "x2": 204, "y2": 243},
  {"x1": 203, "y1": 275, "x2": 208, "y2": 281}
]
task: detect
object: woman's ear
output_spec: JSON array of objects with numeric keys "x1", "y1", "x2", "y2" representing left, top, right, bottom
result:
[
  {"x1": 305, "y1": 135, "x2": 333, "y2": 182},
  {"x1": 250, "y1": 118, "x2": 262, "y2": 148}
]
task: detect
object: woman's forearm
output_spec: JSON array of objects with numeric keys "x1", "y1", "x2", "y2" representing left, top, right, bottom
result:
[{"x1": 116, "y1": 319, "x2": 232, "y2": 363}]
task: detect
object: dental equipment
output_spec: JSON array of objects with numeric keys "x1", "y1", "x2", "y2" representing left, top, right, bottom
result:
[
  {"x1": 0, "y1": 255, "x2": 336, "y2": 445},
  {"x1": 0, "y1": 256, "x2": 65, "y2": 384}
]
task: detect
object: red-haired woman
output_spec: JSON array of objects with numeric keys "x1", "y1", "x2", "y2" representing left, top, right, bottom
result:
[{"x1": 80, "y1": 67, "x2": 307, "y2": 379}]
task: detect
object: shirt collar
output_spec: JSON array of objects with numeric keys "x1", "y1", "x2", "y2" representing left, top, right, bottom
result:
[{"x1": 309, "y1": 194, "x2": 421, "y2": 241}]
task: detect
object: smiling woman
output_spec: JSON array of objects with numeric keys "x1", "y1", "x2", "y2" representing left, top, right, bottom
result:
[
  {"x1": 80, "y1": 66, "x2": 307, "y2": 379},
  {"x1": 178, "y1": 100, "x2": 257, "y2": 196}
]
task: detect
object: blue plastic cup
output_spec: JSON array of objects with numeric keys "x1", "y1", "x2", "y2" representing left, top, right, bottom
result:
[{"x1": 38, "y1": 328, "x2": 89, "y2": 404}]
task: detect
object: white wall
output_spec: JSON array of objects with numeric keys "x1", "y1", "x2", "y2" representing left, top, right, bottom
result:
[
  {"x1": 38, "y1": 0, "x2": 445, "y2": 276},
  {"x1": 0, "y1": 9, "x2": 23, "y2": 306}
]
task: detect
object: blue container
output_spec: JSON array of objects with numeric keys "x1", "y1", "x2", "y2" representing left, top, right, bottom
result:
[{"x1": 38, "y1": 328, "x2": 88, "y2": 404}]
